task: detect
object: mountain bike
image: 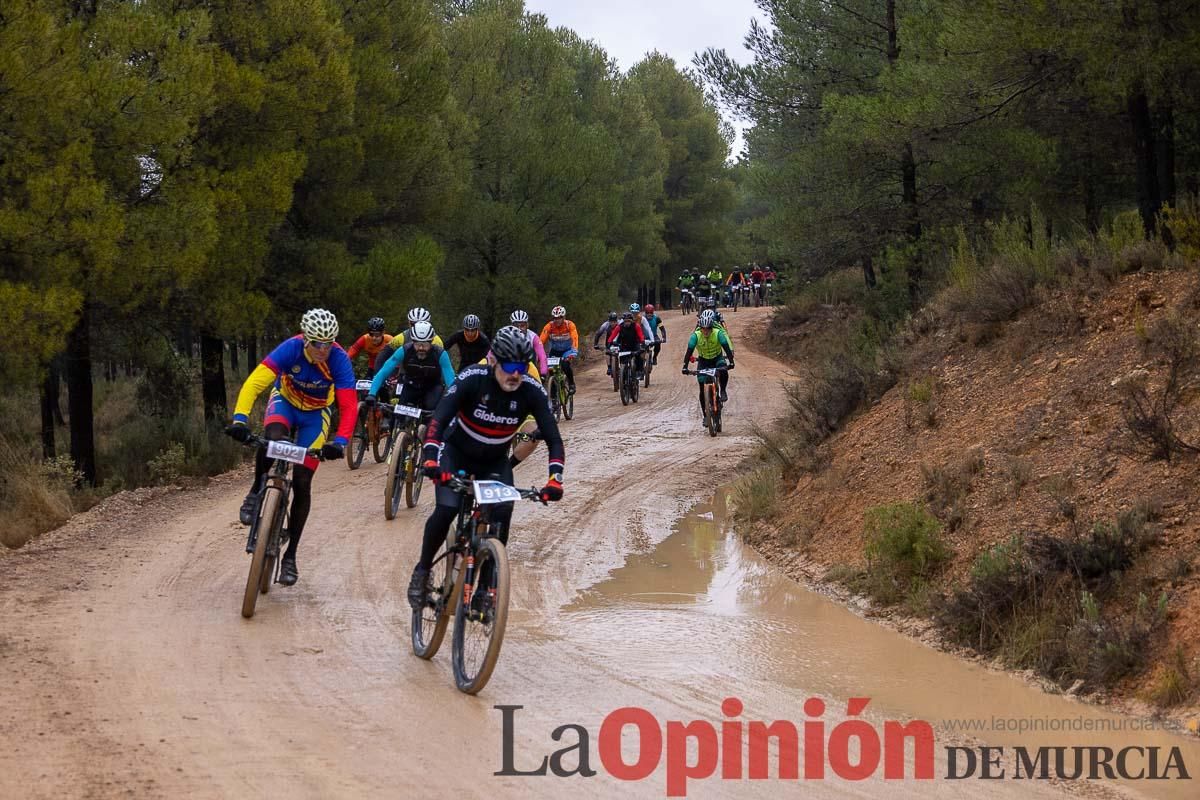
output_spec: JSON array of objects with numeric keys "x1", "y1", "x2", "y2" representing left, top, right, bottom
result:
[
  {"x1": 544, "y1": 355, "x2": 574, "y2": 421},
  {"x1": 613, "y1": 346, "x2": 640, "y2": 405},
  {"x1": 384, "y1": 402, "x2": 433, "y2": 518},
  {"x1": 410, "y1": 473, "x2": 543, "y2": 694},
  {"x1": 752, "y1": 282, "x2": 763, "y2": 307},
  {"x1": 642, "y1": 342, "x2": 654, "y2": 388},
  {"x1": 237, "y1": 434, "x2": 321, "y2": 619},
  {"x1": 730, "y1": 283, "x2": 741, "y2": 312},
  {"x1": 685, "y1": 363, "x2": 733, "y2": 437},
  {"x1": 764, "y1": 280, "x2": 773, "y2": 306},
  {"x1": 740, "y1": 283, "x2": 752, "y2": 307},
  {"x1": 346, "y1": 379, "x2": 395, "y2": 469},
  {"x1": 679, "y1": 289, "x2": 695, "y2": 315}
]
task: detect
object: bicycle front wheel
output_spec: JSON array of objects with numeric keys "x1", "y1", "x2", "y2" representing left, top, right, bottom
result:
[
  {"x1": 405, "y1": 434, "x2": 424, "y2": 509},
  {"x1": 563, "y1": 387, "x2": 574, "y2": 420},
  {"x1": 384, "y1": 436, "x2": 406, "y2": 519},
  {"x1": 451, "y1": 537, "x2": 510, "y2": 694},
  {"x1": 347, "y1": 416, "x2": 367, "y2": 470},
  {"x1": 706, "y1": 386, "x2": 719, "y2": 437},
  {"x1": 242, "y1": 486, "x2": 282, "y2": 618}
]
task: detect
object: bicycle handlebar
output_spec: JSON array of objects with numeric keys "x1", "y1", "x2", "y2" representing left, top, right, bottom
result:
[
  {"x1": 441, "y1": 472, "x2": 543, "y2": 501},
  {"x1": 238, "y1": 433, "x2": 326, "y2": 460}
]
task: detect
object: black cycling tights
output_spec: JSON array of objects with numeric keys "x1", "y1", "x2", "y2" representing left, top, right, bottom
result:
[
  {"x1": 419, "y1": 503, "x2": 513, "y2": 570},
  {"x1": 252, "y1": 422, "x2": 315, "y2": 561}
]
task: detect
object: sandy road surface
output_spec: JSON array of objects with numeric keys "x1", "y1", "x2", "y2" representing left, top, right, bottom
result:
[{"x1": 0, "y1": 308, "x2": 1165, "y2": 799}]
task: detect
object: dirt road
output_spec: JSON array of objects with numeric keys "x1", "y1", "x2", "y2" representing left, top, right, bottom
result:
[{"x1": 1, "y1": 308, "x2": 1189, "y2": 799}]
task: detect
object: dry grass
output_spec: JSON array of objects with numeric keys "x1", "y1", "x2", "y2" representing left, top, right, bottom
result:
[{"x1": 0, "y1": 437, "x2": 75, "y2": 549}]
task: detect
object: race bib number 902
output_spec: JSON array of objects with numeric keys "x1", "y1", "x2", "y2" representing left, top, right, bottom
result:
[{"x1": 266, "y1": 440, "x2": 308, "y2": 465}]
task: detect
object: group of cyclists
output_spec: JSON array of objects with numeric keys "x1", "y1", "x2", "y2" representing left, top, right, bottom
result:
[
  {"x1": 222, "y1": 298, "x2": 737, "y2": 602},
  {"x1": 677, "y1": 263, "x2": 779, "y2": 312},
  {"x1": 224, "y1": 307, "x2": 569, "y2": 596}
]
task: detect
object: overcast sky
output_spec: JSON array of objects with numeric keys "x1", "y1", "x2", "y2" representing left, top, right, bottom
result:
[{"x1": 523, "y1": 0, "x2": 764, "y2": 159}]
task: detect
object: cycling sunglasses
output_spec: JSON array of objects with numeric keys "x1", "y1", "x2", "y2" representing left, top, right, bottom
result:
[
  {"x1": 498, "y1": 361, "x2": 527, "y2": 375},
  {"x1": 305, "y1": 339, "x2": 334, "y2": 350}
]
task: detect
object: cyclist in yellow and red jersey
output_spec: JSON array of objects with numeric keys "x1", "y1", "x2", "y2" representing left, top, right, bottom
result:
[
  {"x1": 538, "y1": 305, "x2": 579, "y2": 394},
  {"x1": 345, "y1": 316, "x2": 393, "y2": 376},
  {"x1": 225, "y1": 308, "x2": 358, "y2": 586}
]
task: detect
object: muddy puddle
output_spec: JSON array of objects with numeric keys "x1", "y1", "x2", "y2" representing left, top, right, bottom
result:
[{"x1": 547, "y1": 490, "x2": 1200, "y2": 799}]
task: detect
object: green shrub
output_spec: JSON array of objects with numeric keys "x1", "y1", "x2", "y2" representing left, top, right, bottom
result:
[{"x1": 862, "y1": 503, "x2": 949, "y2": 606}]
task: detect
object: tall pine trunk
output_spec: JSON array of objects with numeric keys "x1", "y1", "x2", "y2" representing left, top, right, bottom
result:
[
  {"x1": 1128, "y1": 84, "x2": 1160, "y2": 238},
  {"x1": 40, "y1": 368, "x2": 58, "y2": 460},
  {"x1": 65, "y1": 303, "x2": 97, "y2": 485},
  {"x1": 200, "y1": 334, "x2": 228, "y2": 422}
]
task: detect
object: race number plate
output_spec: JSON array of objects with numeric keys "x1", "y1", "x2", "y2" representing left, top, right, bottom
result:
[
  {"x1": 355, "y1": 380, "x2": 373, "y2": 391},
  {"x1": 546, "y1": 357, "x2": 561, "y2": 367},
  {"x1": 266, "y1": 440, "x2": 308, "y2": 465},
  {"x1": 618, "y1": 351, "x2": 633, "y2": 358},
  {"x1": 394, "y1": 404, "x2": 422, "y2": 418},
  {"x1": 473, "y1": 480, "x2": 522, "y2": 505},
  {"x1": 699, "y1": 368, "x2": 718, "y2": 377}
]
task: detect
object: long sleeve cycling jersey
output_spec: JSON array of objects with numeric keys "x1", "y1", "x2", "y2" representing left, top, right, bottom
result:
[
  {"x1": 370, "y1": 343, "x2": 455, "y2": 396},
  {"x1": 527, "y1": 329, "x2": 548, "y2": 375},
  {"x1": 423, "y1": 364, "x2": 564, "y2": 482},
  {"x1": 443, "y1": 330, "x2": 491, "y2": 371},
  {"x1": 346, "y1": 333, "x2": 393, "y2": 367},
  {"x1": 644, "y1": 314, "x2": 666, "y2": 342},
  {"x1": 637, "y1": 316, "x2": 654, "y2": 343},
  {"x1": 388, "y1": 329, "x2": 444, "y2": 350},
  {"x1": 607, "y1": 321, "x2": 646, "y2": 350},
  {"x1": 593, "y1": 320, "x2": 616, "y2": 347},
  {"x1": 539, "y1": 320, "x2": 579, "y2": 354},
  {"x1": 233, "y1": 335, "x2": 357, "y2": 446},
  {"x1": 725, "y1": 271, "x2": 746, "y2": 286}
]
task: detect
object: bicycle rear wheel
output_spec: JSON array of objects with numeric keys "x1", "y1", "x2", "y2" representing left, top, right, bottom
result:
[
  {"x1": 371, "y1": 412, "x2": 392, "y2": 463},
  {"x1": 451, "y1": 537, "x2": 510, "y2": 694},
  {"x1": 548, "y1": 376, "x2": 561, "y2": 420},
  {"x1": 412, "y1": 546, "x2": 463, "y2": 659},
  {"x1": 562, "y1": 386, "x2": 574, "y2": 420},
  {"x1": 384, "y1": 435, "x2": 407, "y2": 519},
  {"x1": 242, "y1": 486, "x2": 282, "y2": 618}
]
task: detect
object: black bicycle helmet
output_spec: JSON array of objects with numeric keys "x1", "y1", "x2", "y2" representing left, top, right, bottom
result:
[
  {"x1": 367, "y1": 316, "x2": 385, "y2": 333},
  {"x1": 462, "y1": 314, "x2": 480, "y2": 330},
  {"x1": 608, "y1": 311, "x2": 618, "y2": 321},
  {"x1": 491, "y1": 325, "x2": 534, "y2": 362}
]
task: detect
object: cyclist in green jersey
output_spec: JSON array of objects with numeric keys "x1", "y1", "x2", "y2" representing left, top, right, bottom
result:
[{"x1": 683, "y1": 309, "x2": 734, "y2": 408}]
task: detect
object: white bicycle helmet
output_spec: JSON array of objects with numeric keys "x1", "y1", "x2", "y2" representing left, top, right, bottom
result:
[
  {"x1": 510, "y1": 309, "x2": 530, "y2": 324},
  {"x1": 301, "y1": 308, "x2": 339, "y2": 342},
  {"x1": 408, "y1": 307, "x2": 431, "y2": 324},
  {"x1": 551, "y1": 305, "x2": 566, "y2": 319},
  {"x1": 409, "y1": 320, "x2": 435, "y2": 343},
  {"x1": 698, "y1": 309, "x2": 716, "y2": 328}
]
